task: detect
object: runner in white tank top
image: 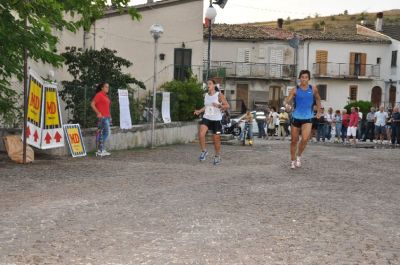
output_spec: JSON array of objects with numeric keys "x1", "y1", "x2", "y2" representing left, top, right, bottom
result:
[{"x1": 194, "y1": 79, "x2": 230, "y2": 165}]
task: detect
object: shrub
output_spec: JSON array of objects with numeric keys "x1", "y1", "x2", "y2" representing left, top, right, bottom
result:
[
  {"x1": 344, "y1": 100, "x2": 372, "y2": 119},
  {"x1": 161, "y1": 77, "x2": 204, "y2": 121}
]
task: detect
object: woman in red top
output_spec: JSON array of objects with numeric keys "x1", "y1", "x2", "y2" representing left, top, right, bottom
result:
[
  {"x1": 347, "y1": 107, "x2": 359, "y2": 145},
  {"x1": 341, "y1": 109, "x2": 350, "y2": 143},
  {"x1": 91, "y1": 82, "x2": 111, "y2": 156}
]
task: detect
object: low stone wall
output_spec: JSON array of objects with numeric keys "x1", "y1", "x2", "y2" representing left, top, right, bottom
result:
[{"x1": 0, "y1": 122, "x2": 199, "y2": 156}]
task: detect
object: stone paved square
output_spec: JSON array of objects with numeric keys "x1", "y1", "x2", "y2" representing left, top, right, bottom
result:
[{"x1": 0, "y1": 140, "x2": 399, "y2": 264}]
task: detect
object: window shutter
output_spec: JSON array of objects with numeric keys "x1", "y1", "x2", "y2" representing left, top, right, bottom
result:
[
  {"x1": 349, "y1": 52, "x2": 356, "y2": 75},
  {"x1": 360, "y1": 53, "x2": 367, "y2": 76},
  {"x1": 316, "y1": 50, "x2": 328, "y2": 75}
]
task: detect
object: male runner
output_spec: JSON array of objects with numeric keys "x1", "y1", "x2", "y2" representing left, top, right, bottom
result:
[
  {"x1": 285, "y1": 70, "x2": 321, "y2": 169},
  {"x1": 194, "y1": 79, "x2": 230, "y2": 165}
]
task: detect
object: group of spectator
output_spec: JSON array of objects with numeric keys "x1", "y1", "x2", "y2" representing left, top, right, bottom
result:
[{"x1": 253, "y1": 105, "x2": 400, "y2": 146}]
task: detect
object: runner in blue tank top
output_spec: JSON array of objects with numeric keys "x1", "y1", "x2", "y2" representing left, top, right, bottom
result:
[{"x1": 284, "y1": 70, "x2": 322, "y2": 169}]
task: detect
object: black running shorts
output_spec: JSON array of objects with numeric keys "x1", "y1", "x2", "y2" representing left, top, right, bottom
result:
[
  {"x1": 291, "y1": 118, "x2": 312, "y2": 128},
  {"x1": 201, "y1": 118, "x2": 222, "y2": 134}
]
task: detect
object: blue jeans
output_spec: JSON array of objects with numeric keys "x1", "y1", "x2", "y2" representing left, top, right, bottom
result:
[
  {"x1": 96, "y1": 117, "x2": 111, "y2": 151},
  {"x1": 325, "y1": 124, "x2": 332, "y2": 140},
  {"x1": 341, "y1": 126, "x2": 348, "y2": 141},
  {"x1": 392, "y1": 124, "x2": 400, "y2": 144},
  {"x1": 335, "y1": 123, "x2": 342, "y2": 138},
  {"x1": 257, "y1": 121, "x2": 266, "y2": 138},
  {"x1": 241, "y1": 123, "x2": 253, "y2": 140},
  {"x1": 317, "y1": 124, "x2": 326, "y2": 141}
]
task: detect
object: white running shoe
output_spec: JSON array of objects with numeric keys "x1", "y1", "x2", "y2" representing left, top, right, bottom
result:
[
  {"x1": 96, "y1": 150, "x2": 111, "y2": 157},
  {"x1": 102, "y1": 150, "x2": 111, "y2": 156},
  {"x1": 296, "y1": 157, "x2": 301, "y2": 168},
  {"x1": 291, "y1": 161, "x2": 296, "y2": 169}
]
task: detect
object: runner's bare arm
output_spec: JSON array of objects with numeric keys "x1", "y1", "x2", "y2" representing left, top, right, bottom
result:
[
  {"x1": 194, "y1": 107, "x2": 205, "y2": 116},
  {"x1": 284, "y1": 88, "x2": 296, "y2": 109},
  {"x1": 312, "y1": 85, "x2": 322, "y2": 118},
  {"x1": 218, "y1": 93, "x2": 230, "y2": 111}
]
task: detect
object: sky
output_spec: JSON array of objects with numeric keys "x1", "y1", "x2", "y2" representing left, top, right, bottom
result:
[{"x1": 130, "y1": 0, "x2": 399, "y2": 24}]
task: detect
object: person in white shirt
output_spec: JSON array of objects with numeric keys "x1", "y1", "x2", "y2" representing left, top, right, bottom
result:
[
  {"x1": 374, "y1": 106, "x2": 388, "y2": 144},
  {"x1": 324, "y1": 107, "x2": 334, "y2": 141}
]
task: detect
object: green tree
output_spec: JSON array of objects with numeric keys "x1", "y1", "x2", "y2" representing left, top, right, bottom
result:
[
  {"x1": 60, "y1": 47, "x2": 145, "y2": 127},
  {"x1": 161, "y1": 78, "x2": 204, "y2": 121},
  {"x1": 0, "y1": 0, "x2": 141, "y2": 126},
  {"x1": 344, "y1": 100, "x2": 372, "y2": 119}
]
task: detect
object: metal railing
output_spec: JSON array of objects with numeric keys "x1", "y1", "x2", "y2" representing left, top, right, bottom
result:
[
  {"x1": 312, "y1": 63, "x2": 380, "y2": 79},
  {"x1": 205, "y1": 61, "x2": 296, "y2": 79}
]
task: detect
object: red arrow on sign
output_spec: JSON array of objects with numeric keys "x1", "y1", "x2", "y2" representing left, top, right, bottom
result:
[
  {"x1": 54, "y1": 131, "x2": 62, "y2": 142},
  {"x1": 44, "y1": 132, "x2": 52, "y2": 144},
  {"x1": 33, "y1": 130, "x2": 39, "y2": 142},
  {"x1": 26, "y1": 126, "x2": 31, "y2": 137}
]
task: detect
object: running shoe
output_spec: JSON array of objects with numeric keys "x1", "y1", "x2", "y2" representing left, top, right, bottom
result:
[
  {"x1": 291, "y1": 161, "x2": 296, "y2": 169},
  {"x1": 199, "y1": 150, "x2": 208, "y2": 161},
  {"x1": 296, "y1": 157, "x2": 301, "y2": 167},
  {"x1": 213, "y1": 155, "x2": 221, "y2": 165}
]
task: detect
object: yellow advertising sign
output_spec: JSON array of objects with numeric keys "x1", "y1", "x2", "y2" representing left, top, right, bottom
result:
[
  {"x1": 27, "y1": 77, "x2": 43, "y2": 126},
  {"x1": 64, "y1": 125, "x2": 86, "y2": 157},
  {"x1": 44, "y1": 87, "x2": 61, "y2": 128}
]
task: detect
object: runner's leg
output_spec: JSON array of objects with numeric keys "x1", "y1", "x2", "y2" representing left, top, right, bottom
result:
[
  {"x1": 298, "y1": 123, "x2": 312, "y2": 157},
  {"x1": 290, "y1": 125, "x2": 300, "y2": 161},
  {"x1": 199, "y1": 124, "x2": 208, "y2": 151}
]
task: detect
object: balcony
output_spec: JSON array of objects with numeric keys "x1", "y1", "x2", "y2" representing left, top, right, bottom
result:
[
  {"x1": 312, "y1": 63, "x2": 380, "y2": 80},
  {"x1": 205, "y1": 61, "x2": 296, "y2": 80}
]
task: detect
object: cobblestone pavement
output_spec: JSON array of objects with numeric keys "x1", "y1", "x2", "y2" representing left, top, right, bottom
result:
[{"x1": 0, "y1": 140, "x2": 399, "y2": 265}]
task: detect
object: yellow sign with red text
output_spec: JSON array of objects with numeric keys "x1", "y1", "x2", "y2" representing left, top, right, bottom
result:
[
  {"x1": 64, "y1": 124, "x2": 86, "y2": 157},
  {"x1": 27, "y1": 76, "x2": 43, "y2": 126}
]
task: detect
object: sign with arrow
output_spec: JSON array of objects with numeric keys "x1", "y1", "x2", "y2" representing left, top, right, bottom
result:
[
  {"x1": 40, "y1": 83, "x2": 65, "y2": 149},
  {"x1": 26, "y1": 71, "x2": 44, "y2": 149}
]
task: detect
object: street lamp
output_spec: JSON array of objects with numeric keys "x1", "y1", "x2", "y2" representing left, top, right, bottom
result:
[
  {"x1": 205, "y1": 2, "x2": 217, "y2": 81},
  {"x1": 150, "y1": 24, "x2": 164, "y2": 148}
]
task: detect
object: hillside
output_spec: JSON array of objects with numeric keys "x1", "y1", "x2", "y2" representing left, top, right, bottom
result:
[{"x1": 250, "y1": 9, "x2": 400, "y2": 32}]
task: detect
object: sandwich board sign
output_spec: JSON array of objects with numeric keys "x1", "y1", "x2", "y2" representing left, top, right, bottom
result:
[
  {"x1": 41, "y1": 83, "x2": 65, "y2": 149},
  {"x1": 63, "y1": 124, "x2": 86, "y2": 157},
  {"x1": 26, "y1": 71, "x2": 44, "y2": 148}
]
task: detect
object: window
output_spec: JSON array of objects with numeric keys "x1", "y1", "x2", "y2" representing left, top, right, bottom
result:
[
  {"x1": 316, "y1": 50, "x2": 328, "y2": 75},
  {"x1": 350, "y1": 52, "x2": 366, "y2": 76},
  {"x1": 317, "y1": 84, "x2": 327, "y2": 100},
  {"x1": 391, "y1": 51, "x2": 398, "y2": 67},
  {"x1": 174, "y1": 48, "x2": 192, "y2": 81},
  {"x1": 237, "y1": 48, "x2": 251, "y2": 63},
  {"x1": 377, "y1": 57, "x2": 381, "y2": 64},
  {"x1": 349, "y1": 85, "x2": 358, "y2": 101}
]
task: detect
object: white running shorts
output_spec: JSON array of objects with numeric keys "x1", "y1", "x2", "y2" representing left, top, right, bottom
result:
[{"x1": 347, "y1": 126, "x2": 357, "y2": 137}]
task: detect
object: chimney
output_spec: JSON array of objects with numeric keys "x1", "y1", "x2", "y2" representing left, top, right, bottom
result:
[
  {"x1": 277, "y1": 18, "x2": 284, "y2": 29},
  {"x1": 375, "y1": 12, "x2": 383, "y2": 32}
]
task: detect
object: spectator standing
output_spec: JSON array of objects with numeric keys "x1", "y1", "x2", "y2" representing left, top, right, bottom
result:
[
  {"x1": 334, "y1": 110, "x2": 342, "y2": 142},
  {"x1": 341, "y1": 109, "x2": 350, "y2": 143},
  {"x1": 347, "y1": 107, "x2": 359, "y2": 145},
  {"x1": 325, "y1": 107, "x2": 334, "y2": 141},
  {"x1": 374, "y1": 106, "x2": 388, "y2": 144},
  {"x1": 363, "y1": 107, "x2": 376, "y2": 142},
  {"x1": 386, "y1": 108, "x2": 393, "y2": 143},
  {"x1": 317, "y1": 107, "x2": 326, "y2": 142},
  {"x1": 255, "y1": 109, "x2": 267, "y2": 139},
  {"x1": 278, "y1": 107, "x2": 289, "y2": 141},
  {"x1": 391, "y1": 106, "x2": 400, "y2": 146}
]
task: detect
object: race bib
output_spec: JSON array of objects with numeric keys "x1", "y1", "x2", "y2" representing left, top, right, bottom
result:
[{"x1": 205, "y1": 106, "x2": 220, "y2": 116}]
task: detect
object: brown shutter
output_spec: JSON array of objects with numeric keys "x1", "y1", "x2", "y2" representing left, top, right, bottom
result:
[
  {"x1": 360, "y1": 53, "x2": 367, "y2": 76},
  {"x1": 316, "y1": 50, "x2": 328, "y2": 75},
  {"x1": 349, "y1": 52, "x2": 356, "y2": 76}
]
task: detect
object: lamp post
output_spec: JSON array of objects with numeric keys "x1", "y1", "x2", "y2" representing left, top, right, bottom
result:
[
  {"x1": 150, "y1": 24, "x2": 164, "y2": 148},
  {"x1": 205, "y1": 1, "x2": 217, "y2": 81}
]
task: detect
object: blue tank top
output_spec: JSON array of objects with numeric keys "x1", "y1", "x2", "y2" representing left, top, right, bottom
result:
[{"x1": 292, "y1": 85, "x2": 314, "y2": 120}]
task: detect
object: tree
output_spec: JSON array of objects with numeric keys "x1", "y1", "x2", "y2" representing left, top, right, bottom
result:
[
  {"x1": 161, "y1": 77, "x2": 204, "y2": 122},
  {"x1": 344, "y1": 100, "x2": 372, "y2": 119},
  {"x1": 60, "y1": 47, "x2": 145, "y2": 127},
  {"x1": 344, "y1": 10, "x2": 349, "y2": 15},
  {"x1": 0, "y1": 0, "x2": 141, "y2": 126}
]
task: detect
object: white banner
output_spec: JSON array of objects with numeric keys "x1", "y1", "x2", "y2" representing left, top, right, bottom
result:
[
  {"x1": 118, "y1": 89, "x2": 132, "y2": 129},
  {"x1": 162, "y1": 92, "x2": 171, "y2": 123}
]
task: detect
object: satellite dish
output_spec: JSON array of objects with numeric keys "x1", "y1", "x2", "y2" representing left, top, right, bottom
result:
[
  {"x1": 289, "y1": 35, "x2": 300, "y2": 49},
  {"x1": 213, "y1": 0, "x2": 228, "y2": 9}
]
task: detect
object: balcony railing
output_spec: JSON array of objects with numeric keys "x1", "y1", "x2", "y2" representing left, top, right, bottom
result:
[
  {"x1": 205, "y1": 61, "x2": 296, "y2": 80},
  {"x1": 312, "y1": 63, "x2": 380, "y2": 79}
]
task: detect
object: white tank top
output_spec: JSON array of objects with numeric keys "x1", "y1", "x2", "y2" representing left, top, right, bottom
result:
[{"x1": 203, "y1": 92, "x2": 222, "y2": 121}]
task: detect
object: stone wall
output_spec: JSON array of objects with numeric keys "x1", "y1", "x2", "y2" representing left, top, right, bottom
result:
[{"x1": 0, "y1": 122, "x2": 199, "y2": 156}]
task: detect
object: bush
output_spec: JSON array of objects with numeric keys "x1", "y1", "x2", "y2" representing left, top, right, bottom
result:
[
  {"x1": 344, "y1": 100, "x2": 372, "y2": 119},
  {"x1": 161, "y1": 77, "x2": 204, "y2": 121}
]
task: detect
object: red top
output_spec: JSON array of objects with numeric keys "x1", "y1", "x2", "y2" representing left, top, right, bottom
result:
[
  {"x1": 93, "y1": 91, "x2": 111, "y2": 117},
  {"x1": 349, "y1": 112, "x2": 359, "y2": 127},
  {"x1": 342, "y1": 113, "x2": 350, "y2": 127}
]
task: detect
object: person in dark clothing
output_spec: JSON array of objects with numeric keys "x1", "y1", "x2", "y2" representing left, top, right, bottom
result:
[
  {"x1": 363, "y1": 107, "x2": 376, "y2": 142},
  {"x1": 391, "y1": 106, "x2": 400, "y2": 145}
]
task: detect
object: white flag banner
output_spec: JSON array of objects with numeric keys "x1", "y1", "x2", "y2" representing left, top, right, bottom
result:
[
  {"x1": 118, "y1": 89, "x2": 132, "y2": 129},
  {"x1": 162, "y1": 92, "x2": 171, "y2": 123}
]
